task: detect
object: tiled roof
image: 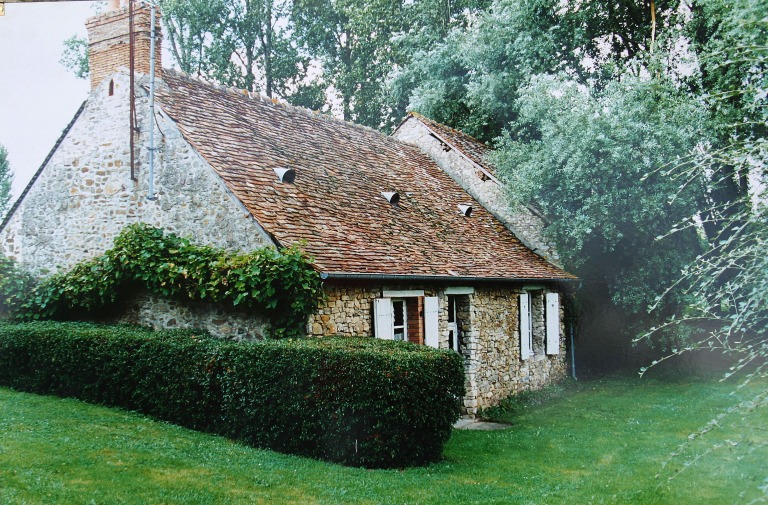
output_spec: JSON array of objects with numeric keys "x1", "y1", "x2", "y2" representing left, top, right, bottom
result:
[
  {"x1": 155, "y1": 71, "x2": 574, "y2": 281},
  {"x1": 403, "y1": 112, "x2": 496, "y2": 175}
]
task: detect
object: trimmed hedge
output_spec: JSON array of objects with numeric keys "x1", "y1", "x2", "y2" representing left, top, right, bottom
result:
[{"x1": 0, "y1": 322, "x2": 465, "y2": 468}]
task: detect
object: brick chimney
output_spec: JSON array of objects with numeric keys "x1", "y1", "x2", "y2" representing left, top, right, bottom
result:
[{"x1": 86, "y1": 2, "x2": 162, "y2": 90}]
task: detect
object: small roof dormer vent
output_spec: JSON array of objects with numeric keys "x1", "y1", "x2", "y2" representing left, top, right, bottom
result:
[
  {"x1": 458, "y1": 204, "x2": 472, "y2": 217},
  {"x1": 274, "y1": 167, "x2": 296, "y2": 183},
  {"x1": 381, "y1": 191, "x2": 400, "y2": 205}
]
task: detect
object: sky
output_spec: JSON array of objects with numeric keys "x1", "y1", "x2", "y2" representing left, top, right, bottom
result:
[{"x1": 0, "y1": 2, "x2": 98, "y2": 200}]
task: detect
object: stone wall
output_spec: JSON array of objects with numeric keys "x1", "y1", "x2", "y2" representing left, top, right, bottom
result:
[
  {"x1": 310, "y1": 282, "x2": 568, "y2": 416},
  {"x1": 393, "y1": 117, "x2": 561, "y2": 266},
  {"x1": 114, "y1": 291, "x2": 269, "y2": 340},
  {"x1": 463, "y1": 288, "x2": 567, "y2": 415}
]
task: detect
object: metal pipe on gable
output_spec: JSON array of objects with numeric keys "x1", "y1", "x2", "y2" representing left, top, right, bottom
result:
[
  {"x1": 147, "y1": 0, "x2": 157, "y2": 201},
  {"x1": 129, "y1": 0, "x2": 136, "y2": 181}
]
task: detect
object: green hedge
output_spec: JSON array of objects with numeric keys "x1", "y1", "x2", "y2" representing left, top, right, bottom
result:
[{"x1": 0, "y1": 322, "x2": 465, "y2": 468}]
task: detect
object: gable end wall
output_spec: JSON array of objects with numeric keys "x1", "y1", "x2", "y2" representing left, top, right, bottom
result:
[
  {"x1": 1, "y1": 72, "x2": 271, "y2": 273},
  {"x1": 393, "y1": 117, "x2": 561, "y2": 265},
  {"x1": 0, "y1": 72, "x2": 273, "y2": 336}
]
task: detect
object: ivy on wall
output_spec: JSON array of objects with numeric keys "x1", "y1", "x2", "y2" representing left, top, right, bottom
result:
[{"x1": 0, "y1": 224, "x2": 322, "y2": 338}]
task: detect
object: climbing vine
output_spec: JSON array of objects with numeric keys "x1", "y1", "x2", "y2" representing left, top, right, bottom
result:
[{"x1": 1, "y1": 224, "x2": 322, "y2": 338}]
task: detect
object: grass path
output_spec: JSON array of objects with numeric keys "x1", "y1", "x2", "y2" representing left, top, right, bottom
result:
[{"x1": 1, "y1": 376, "x2": 765, "y2": 504}]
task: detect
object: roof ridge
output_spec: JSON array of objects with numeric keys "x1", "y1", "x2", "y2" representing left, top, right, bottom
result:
[
  {"x1": 406, "y1": 111, "x2": 490, "y2": 148},
  {"x1": 162, "y1": 68, "x2": 395, "y2": 143}
]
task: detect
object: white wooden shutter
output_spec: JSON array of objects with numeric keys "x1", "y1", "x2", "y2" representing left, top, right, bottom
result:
[
  {"x1": 373, "y1": 298, "x2": 394, "y2": 340},
  {"x1": 519, "y1": 293, "x2": 532, "y2": 360},
  {"x1": 545, "y1": 292, "x2": 560, "y2": 355},
  {"x1": 423, "y1": 296, "x2": 439, "y2": 348}
]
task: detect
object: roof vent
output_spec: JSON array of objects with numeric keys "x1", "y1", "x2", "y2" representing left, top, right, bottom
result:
[
  {"x1": 458, "y1": 204, "x2": 473, "y2": 217},
  {"x1": 381, "y1": 191, "x2": 400, "y2": 205},
  {"x1": 273, "y1": 167, "x2": 296, "y2": 183}
]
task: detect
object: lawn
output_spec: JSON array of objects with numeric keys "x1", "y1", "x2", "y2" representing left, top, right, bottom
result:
[{"x1": 1, "y1": 375, "x2": 765, "y2": 504}]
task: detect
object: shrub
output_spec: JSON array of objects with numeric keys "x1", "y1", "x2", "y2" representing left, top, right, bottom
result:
[
  {"x1": 0, "y1": 255, "x2": 35, "y2": 316},
  {"x1": 4, "y1": 223, "x2": 322, "y2": 338},
  {"x1": 0, "y1": 322, "x2": 465, "y2": 468}
]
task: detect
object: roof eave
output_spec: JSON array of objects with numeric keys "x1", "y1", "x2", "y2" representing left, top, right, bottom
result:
[{"x1": 319, "y1": 272, "x2": 579, "y2": 284}]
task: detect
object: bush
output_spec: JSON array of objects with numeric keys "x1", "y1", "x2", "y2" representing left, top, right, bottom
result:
[
  {"x1": 4, "y1": 224, "x2": 323, "y2": 338},
  {"x1": 0, "y1": 322, "x2": 465, "y2": 468}
]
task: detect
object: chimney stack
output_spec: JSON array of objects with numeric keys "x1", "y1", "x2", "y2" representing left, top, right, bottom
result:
[{"x1": 86, "y1": 2, "x2": 162, "y2": 90}]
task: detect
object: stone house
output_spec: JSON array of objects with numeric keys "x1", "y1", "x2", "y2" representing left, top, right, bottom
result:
[{"x1": 0, "y1": 4, "x2": 577, "y2": 415}]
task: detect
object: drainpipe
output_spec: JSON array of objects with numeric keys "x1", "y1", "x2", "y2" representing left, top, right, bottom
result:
[
  {"x1": 570, "y1": 320, "x2": 577, "y2": 380},
  {"x1": 147, "y1": 0, "x2": 157, "y2": 201}
]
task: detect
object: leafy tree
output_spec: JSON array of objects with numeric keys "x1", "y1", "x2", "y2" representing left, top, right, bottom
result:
[
  {"x1": 391, "y1": 0, "x2": 681, "y2": 141},
  {"x1": 161, "y1": 0, "x2": 325, "y2": 108},
  {"x1": 382, "y1": 0, "x2": 490, "y2": 129},
  {"x1": 160, "y1": 0, "x2": 222, "y2": 78},
  {"x1": 0, "y1": 144, "x2": 13, "y2": 220},
  {"x1": 681, "y1": 0, "x2": 766, "y2": 241},
  {"x1": 291, "y1": 0, "x2": 408, "y2": 125},
  {"x1": 60, "y1": 35, "x2": 89, "y2": 80},
  {"x1": 641, "y1": 0, "x2": 766, "y2": 377},
  {"x1": 641, "y1": 1, "x2": 766, "y2": 494},
  {"x1": 493, "y1": 73, "x2": 709, "y2": 367}
]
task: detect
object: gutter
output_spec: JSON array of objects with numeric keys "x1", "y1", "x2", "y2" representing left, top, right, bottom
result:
[{"x1": 319, "y1": 272, "x2": 579, "y2": 285}]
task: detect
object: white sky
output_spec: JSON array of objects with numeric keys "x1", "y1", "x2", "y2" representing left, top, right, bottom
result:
[{"x1": 0, "y1": 2, "x2": 98, "y2": 200}]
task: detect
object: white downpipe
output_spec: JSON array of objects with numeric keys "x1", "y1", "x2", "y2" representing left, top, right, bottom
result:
[{"x1": 147, "y1": 0, "x2": 157, "y2": 201}]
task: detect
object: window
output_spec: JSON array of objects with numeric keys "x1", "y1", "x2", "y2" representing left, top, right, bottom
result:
[
  {"x1": 447, "y1": 295, "x2": 462, "y2": 352},
  {"x1": 520, "y1": 290, "x2": 560, "y2": 360},
  {"x1": 374, "y1": 291, "x2": 439, "y2": 348},
  {"x1": 392, "y1": 299, "x2": 406, "y2": 341}
]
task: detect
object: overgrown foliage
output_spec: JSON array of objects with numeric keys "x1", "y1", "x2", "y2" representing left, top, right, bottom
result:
[
  {"x1": 492, "y1": 73, "x2": 708, "y2": 366},
  {"x1": 638, "y1": 0, "x2": 766, "y2": 382},
  {"x1": 1, "y1": 224, "x2": 322, "y2": 338},
  {"x1": 635, "y1": 1, "x2": 766, "y2": 498},
  {"x1": 0, "y1": 322, "x2": 465, "y2": 468}
]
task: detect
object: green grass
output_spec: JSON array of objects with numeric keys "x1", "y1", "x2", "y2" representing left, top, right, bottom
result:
[{"x1": 1, "y1": 376, "x2": 766, "y2": 504}]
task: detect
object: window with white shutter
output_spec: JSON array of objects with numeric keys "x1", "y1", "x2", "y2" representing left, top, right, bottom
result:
[
  {"x1": 519, "y1": 292, "x2": 533, "y2": 360},
  {"x1": 424, "y1": 296, "x2": 439, "y2": 348},
  {"x1": 545, "y1": 292, "x2": 560, "y2": 355},
  {"x1": 373, "y1": 298, "x2": 394, "y2": 340}
]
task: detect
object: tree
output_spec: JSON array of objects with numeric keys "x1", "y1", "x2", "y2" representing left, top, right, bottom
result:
[
  {"x1": 640, "y1": 1, "x2": 766, "y2": 494},
  {"x1": 161, "y1": 0, "x2": 326, "y2": 109},
  {"x1": 0, "y1": 144, "x2": 13, "y2": 219},
  {"x1": 292, "y1": 0, "x2": 407, "y2": 126},
  {"x1": 493, "y1": 73, "x2": 709, "y2": 368},
  {"x1": 159, "y1": 0, "x2": 222, "y2": 78},
  {"x1": 391, "y1": 0, "x2": 682, "y2": 141},
  {"x1": 60, "y1": 35, "x2": 89, "y2": 80}
]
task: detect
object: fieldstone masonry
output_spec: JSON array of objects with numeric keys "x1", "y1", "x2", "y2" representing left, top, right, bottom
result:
[
  {"x1": 117, "y1": 291, "x2": 269, "y2": 340},
  {"x1": 310, "y1": 283, "x2": 567, "y2": 416}
]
